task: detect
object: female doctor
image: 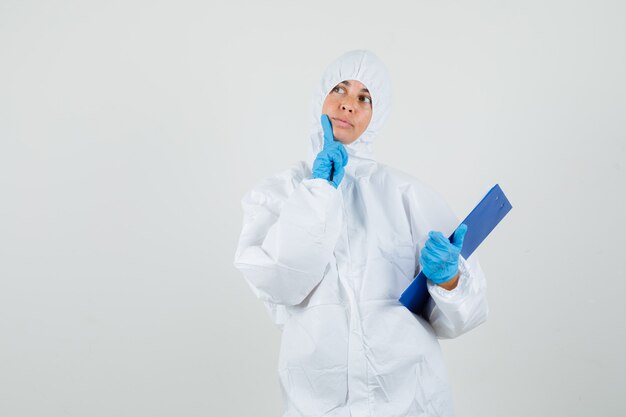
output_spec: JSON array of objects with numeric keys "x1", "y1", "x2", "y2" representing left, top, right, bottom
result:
[{"x1": 234, "y1": 50, "x2": 488, "y2": 417}]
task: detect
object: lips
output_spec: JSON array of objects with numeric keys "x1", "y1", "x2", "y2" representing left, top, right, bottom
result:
[{"x1": 331, "y1": 117, "x2": 353, "y2": 128}]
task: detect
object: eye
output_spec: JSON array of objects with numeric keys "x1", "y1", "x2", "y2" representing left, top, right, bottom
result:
[
  {"x1": 360, "y1": 95, "x2": 372, "y2": 104},
  {"x1": 332, "y1": 85, "x2": 346, "y2": 94}
]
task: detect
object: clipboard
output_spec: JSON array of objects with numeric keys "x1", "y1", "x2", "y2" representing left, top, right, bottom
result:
[{"x1": 399, "y1": 184, "x2": 512, "y2": 316}]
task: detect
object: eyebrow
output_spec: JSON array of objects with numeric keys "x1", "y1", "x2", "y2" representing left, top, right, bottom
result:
[{"x1": 339, "y1": 80, "x2": 370, "y2": 94}]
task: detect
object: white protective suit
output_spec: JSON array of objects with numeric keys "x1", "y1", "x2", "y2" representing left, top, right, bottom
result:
[{"x1": 234, "y1": 50, "x2": 488, "y2": 417}]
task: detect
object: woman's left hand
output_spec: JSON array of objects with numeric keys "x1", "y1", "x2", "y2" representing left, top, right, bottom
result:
[{"x1": 419, "y1": 224, "x2": 468, "y2": 284}]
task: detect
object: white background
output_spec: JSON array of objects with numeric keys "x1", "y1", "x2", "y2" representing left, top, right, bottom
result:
[{"x1": 1, "y1": 1, "x2": 625, "y2": 416}]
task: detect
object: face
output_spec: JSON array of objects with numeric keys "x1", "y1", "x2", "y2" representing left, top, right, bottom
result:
[{"x1": 321, "y1": 79, "x2": 373, "y2": 144}]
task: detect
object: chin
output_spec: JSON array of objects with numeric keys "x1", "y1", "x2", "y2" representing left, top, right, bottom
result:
[{"x1": 335, "y1": 134, "x2": 355, "y2": 144}]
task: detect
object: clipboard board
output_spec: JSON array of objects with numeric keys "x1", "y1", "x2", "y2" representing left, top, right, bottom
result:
[{"x1": 399, "y1": 184, "x2": 512, "y2": 316}]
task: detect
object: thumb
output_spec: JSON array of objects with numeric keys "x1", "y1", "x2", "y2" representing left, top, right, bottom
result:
[
  {"x1": 451, "y1": 223, "x2": 468, "y2": 250},
  {"x1": 321, "y1": 114, "x2": 335, "y2": 149}
]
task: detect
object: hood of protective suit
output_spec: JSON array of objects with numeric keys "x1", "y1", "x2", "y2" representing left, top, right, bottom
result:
[{"x1": 307, "y1": 50, "x2": 393, "y2": 168}]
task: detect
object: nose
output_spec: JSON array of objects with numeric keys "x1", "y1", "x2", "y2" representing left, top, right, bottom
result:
[
  {"x1": 341, "y1": 102, "x2": 354, "y2": 113},
  {"x1": 340, "y1": 94, "x2": 358, "y2": 113}
]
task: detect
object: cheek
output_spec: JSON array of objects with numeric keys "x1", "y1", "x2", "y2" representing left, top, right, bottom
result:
[
  {"x1": 321, "y1": 96, "x2": 334, "y2": 113},
  {"x1": 357, "y1": 111, "x2": 373, "y2": 132}
]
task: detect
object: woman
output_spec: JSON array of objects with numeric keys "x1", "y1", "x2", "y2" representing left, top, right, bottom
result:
[{"x1": 234, "y1": 50, "x2": 488, "y2": 417}]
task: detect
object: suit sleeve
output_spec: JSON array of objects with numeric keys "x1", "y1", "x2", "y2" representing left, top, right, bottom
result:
[
  {"x1": 425, "y1": 254, "x2": 489, "y2": 339},
  {"x1": 234, "y1": 174, "x2": 343, "y2": 307}
]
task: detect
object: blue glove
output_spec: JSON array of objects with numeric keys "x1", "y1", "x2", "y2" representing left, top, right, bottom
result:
[
  {"x1": 312, "y1": 114, "x2": 348, "y2": 188},
  {"x1": 419, "y1": 224, "x2": 468, "y2": 284}
]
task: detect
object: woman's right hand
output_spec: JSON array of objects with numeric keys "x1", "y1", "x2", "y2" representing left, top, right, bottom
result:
[{"x1": 312, "y1": 114, "x2": 349, "y2": 188}]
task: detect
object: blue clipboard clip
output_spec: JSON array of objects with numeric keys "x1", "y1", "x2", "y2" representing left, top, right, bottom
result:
[{"x1": 399, "y1": 184, "x2": 512, "y2": 316}]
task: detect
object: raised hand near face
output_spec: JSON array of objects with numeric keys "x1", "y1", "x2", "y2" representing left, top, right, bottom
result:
[{"x1": 312, "y1": 114, "x2": 349, "y2": 188}]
